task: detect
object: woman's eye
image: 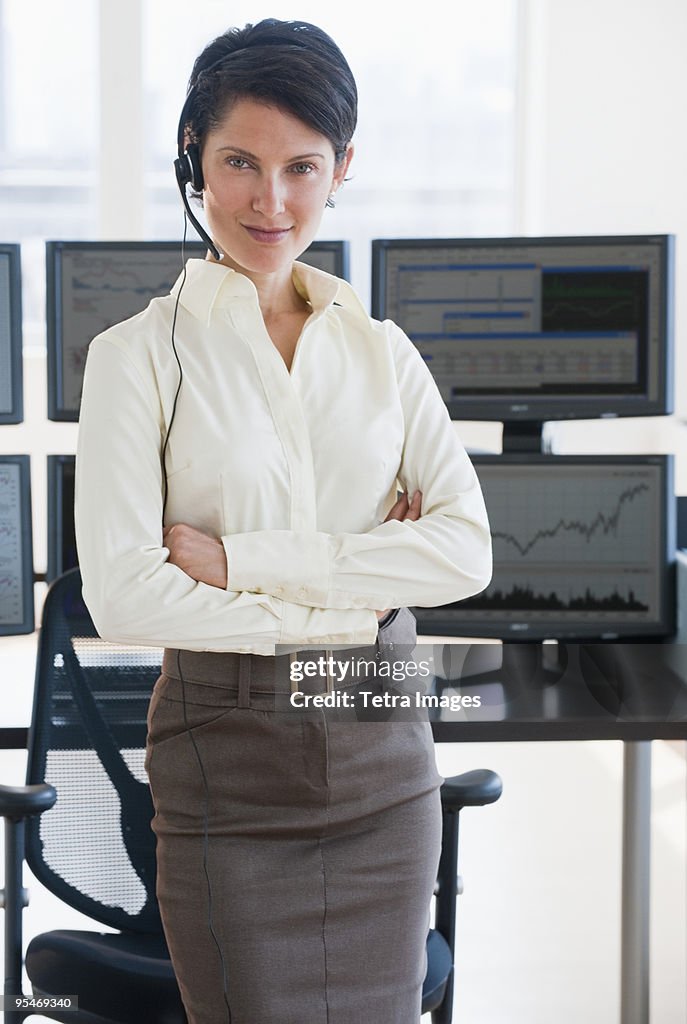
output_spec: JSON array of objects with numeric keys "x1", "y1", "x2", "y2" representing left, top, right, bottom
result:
[
  {"x1": 291, "y1": 162, "x2": 315, "y2": 175},
  {"x1": 226, "y1": 156, "x2": 250, "y2": 169}
]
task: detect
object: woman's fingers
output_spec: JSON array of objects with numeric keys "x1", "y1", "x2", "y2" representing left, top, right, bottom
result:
[
  {"x1": 404, "y1": 490, "x2": 422, "y2": 521},
  {"x1": 383, "y1": 489, "x2": 423, "y2": 524},
  {"x1": 384, "y1": 491, "x2": 409, "y2": 522}
]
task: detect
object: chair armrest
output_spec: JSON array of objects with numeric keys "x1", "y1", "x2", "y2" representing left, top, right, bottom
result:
[
  {"x1": 0, "y1": 784, "x2": 57, "y2": 822},
  {"x1": 1, "y1": 784, "x2": 56, "y2": 1004},
  {"x1": 440, "y1": 770, "x2": 502, "y2": 811}
]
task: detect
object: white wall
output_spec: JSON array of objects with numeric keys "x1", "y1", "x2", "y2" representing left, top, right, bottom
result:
[{"x1": 516, "y1": 0, "x2": 687, "y2": 486}]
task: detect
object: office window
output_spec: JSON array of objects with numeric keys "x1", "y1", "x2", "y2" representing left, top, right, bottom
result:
[
  {"x1": 142, "y1": 0, "x2": 518, "y2": 302},
  {"x1": 0, "y1": 0, "x2": 98, "y2": 331}
]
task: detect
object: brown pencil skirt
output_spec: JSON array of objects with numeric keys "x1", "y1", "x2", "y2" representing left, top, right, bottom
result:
[{"x1": 145, "y1": 609, "x2": 444, "y2": 1024}]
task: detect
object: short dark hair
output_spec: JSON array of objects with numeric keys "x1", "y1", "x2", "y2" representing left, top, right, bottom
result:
[{"x1": 183, "y1": 19, "x2": 358, "y2": 165}]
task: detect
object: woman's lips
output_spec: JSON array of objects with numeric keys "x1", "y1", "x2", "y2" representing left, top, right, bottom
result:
[{"x1": 243, "y1": 225, "x2": 292, "y2": 244}]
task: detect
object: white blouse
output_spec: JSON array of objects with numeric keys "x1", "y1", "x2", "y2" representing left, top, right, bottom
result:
[{"x1": 74, "y1": 258, "x2": 492, "y2": 655}]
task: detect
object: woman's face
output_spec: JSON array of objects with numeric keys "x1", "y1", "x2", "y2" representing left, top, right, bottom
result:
[{"x1": 201, "y1": 97, "x2": 353, "y2": 277}]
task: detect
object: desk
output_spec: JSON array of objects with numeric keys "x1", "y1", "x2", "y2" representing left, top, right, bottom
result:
[
  {"x1": 0, "y1": 729, "x2": 28, "y2": 750},
  {"x1": 426, "y1": 640, "x2": 687, "y2": 742},
  {"x1": 422, "y1": 639, "x2": 687, "y2": 1024}
]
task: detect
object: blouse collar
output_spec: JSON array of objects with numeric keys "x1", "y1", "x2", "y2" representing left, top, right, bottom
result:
[{"x1": 170, "y1": 257, "x2": 370, "y2": 327}]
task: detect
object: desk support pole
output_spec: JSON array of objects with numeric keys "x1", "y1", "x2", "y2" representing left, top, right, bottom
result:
[{"x1": 620, "y1": 740, "x2": 651, "y2": 1024}]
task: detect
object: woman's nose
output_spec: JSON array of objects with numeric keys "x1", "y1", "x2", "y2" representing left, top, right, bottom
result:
[{"x1": 252, "y1": 174, "x2": 286, "y2": 217}]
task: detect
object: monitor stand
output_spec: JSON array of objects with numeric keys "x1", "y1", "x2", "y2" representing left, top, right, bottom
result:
[{"x1": 501, "y1": 420, "x2": 546, "y2": 453}]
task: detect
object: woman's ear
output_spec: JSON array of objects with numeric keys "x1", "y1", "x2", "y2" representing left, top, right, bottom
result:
[{"x1": 332, "y1": 143, "x2": 354, "y2": 193}]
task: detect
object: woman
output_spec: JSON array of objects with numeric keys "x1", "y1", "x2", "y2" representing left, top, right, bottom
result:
[{"x1": 75, "y1": 18, "x2": 492, "y2": 1024}]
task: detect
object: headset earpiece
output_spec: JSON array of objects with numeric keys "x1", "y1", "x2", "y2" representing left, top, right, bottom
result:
[
  {"x1": 184, "y1": 143, "x2": 204, "y2": 192},
  {"x1": 174, "y1": 143, "x2": 204, "y2": 193}
]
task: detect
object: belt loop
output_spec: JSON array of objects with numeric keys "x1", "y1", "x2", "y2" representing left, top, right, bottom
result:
[
  {"x1": 237, "y1": 654, "x2": 251, "y2": 708},
  {"x1": 325, "y1": 648, "x2": 334, "y2": 694},
  {"x1": 290, "y1": 652, "x2": 300, "y2": 695}
]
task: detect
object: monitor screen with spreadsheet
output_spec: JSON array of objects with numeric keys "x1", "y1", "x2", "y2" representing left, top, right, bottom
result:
[{"x1": 371, "y1": 236, "x2": 674, "y2": 429}]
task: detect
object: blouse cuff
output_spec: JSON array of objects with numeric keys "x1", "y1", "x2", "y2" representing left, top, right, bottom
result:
[
  {"x1": 279, "y1": 603, "x2": 379, "y2": 646},
  {"x1": 222, "y1": 530, "x2": 331, "y2": 606}
]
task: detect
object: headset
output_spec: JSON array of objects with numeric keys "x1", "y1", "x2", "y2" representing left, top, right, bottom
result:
[{"x1": 173, "y1": 71, "x2": 223, "y2": 261}]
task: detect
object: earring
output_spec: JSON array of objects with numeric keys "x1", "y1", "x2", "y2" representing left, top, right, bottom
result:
[{"x1": 326, "y1": 192, "x2": 337, "y2": 209}]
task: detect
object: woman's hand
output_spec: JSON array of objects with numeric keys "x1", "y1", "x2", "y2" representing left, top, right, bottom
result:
[
  {"x1": 163, "y1": 523, "x2": 228, "y2": 589},
  {"x1": 376, "y1": 490, "x2": 422, "y2": 619}
]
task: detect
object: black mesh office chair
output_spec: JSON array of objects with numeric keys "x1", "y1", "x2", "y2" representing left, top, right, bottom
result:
[{"x1": 1, "y1": 568, "x2": 502, "y2": 1023}]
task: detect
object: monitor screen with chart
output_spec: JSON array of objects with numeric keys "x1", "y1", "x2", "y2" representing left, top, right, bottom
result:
[
  {"x1": 371, "y1": 236, "x2": 674, "y2": 431},
  {"x1": 413, "y1": 454, "x2": 676, "y2": 641},
  {"x1": 46, "y1": 239, "x2": 350, "y2": 421},
  {"x1": 0, "y1": 243, "x2": 24, "y2": 424},
  {"x1": 0, "y1": 455, "x2": 34, "y2": 636},
  {"x1": 46, "y1": 240, "x2": 207, "y2": 420}
]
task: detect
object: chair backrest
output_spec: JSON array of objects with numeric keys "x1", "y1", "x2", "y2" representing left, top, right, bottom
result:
[{"x1": 25, "y1": 568, "x2": 164, "y2": 934}]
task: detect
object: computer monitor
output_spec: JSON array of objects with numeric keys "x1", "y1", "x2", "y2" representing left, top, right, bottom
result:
[
  {"x1": 0, "y1": 243, "x2": 24, "y2": 424},
  {"x1": 0, "y1": 455, "x2": 35, "y2": 636},
  {"x1": 47, "y1": 239, "x2": 351, "y2": 421},
  {"x1": 46, "y1": 240, "x2": 207, "y2": 421},
  {"x1": 372, "y1": 235, "x2": 674, "y2": 449},
  {"x1": 413, "y1": 454, "x2": 676, "y2": 641},
  {"x1": 678, "y1": 496, "x2": 687, "y2": 551},
  {"x1": 298, "y1": 240, "x2": 350, "y2": 280},
  {"x1": 47, "y1": 455, "x2": 77, "y2": 583}
]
